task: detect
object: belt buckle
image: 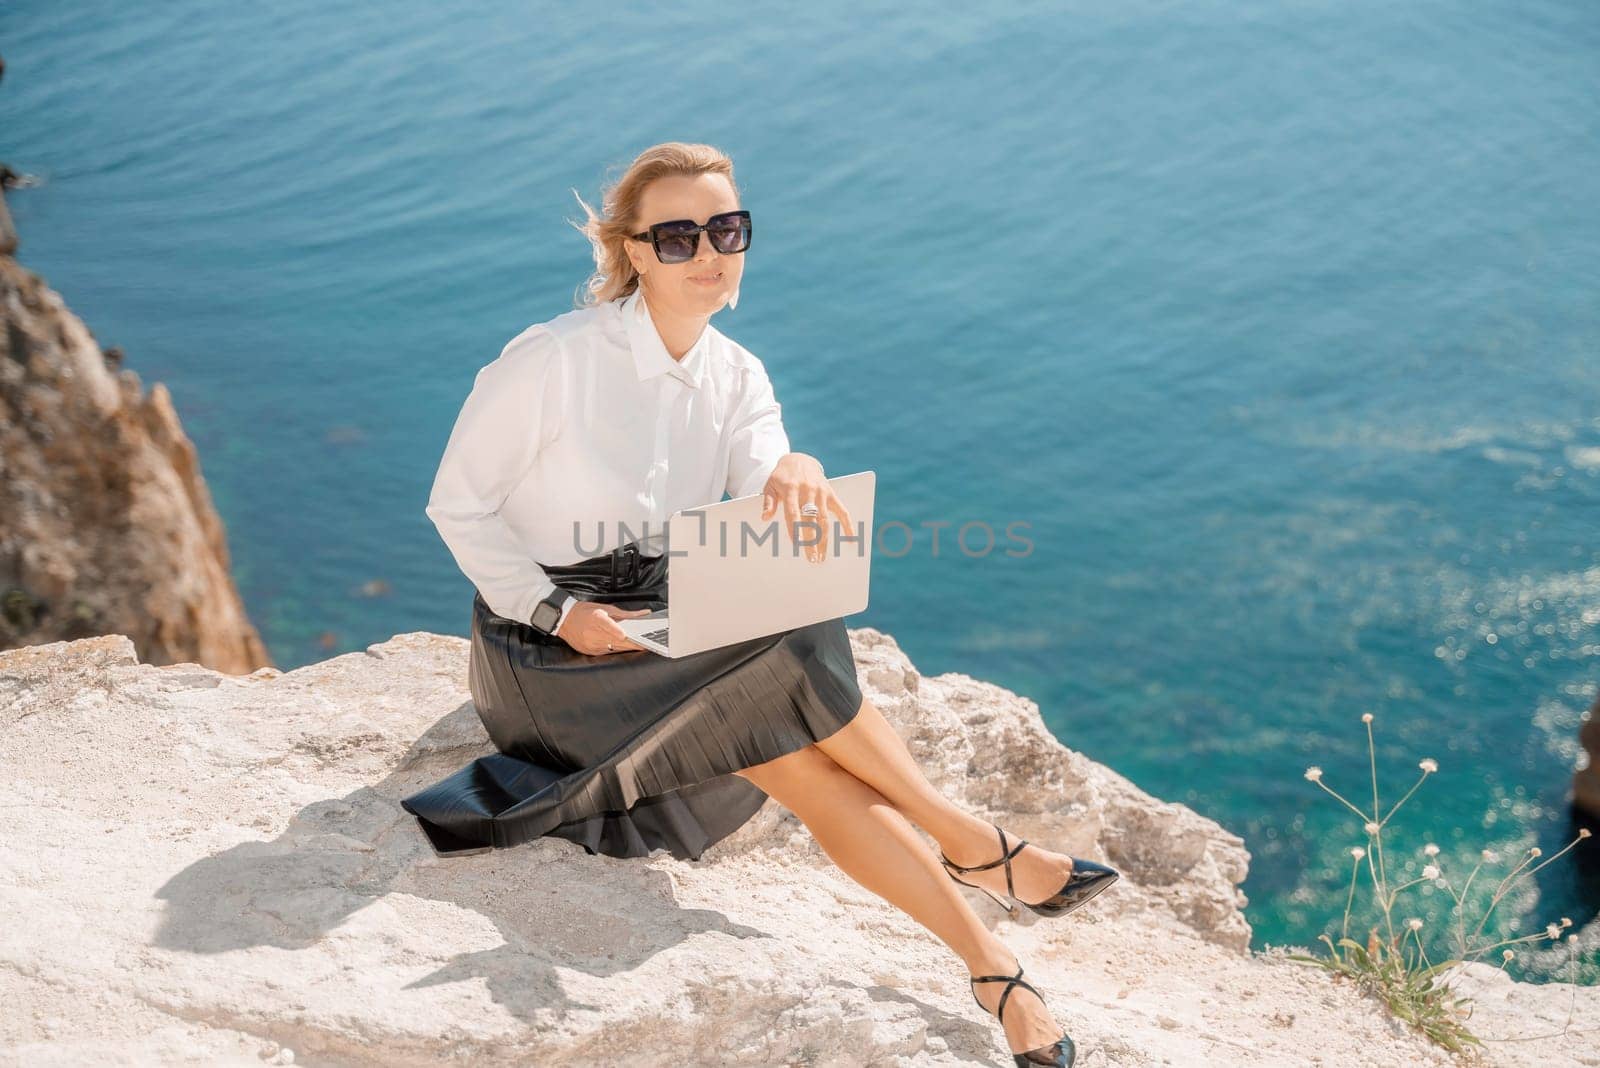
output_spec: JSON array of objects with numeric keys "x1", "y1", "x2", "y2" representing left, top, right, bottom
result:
[{"x1": 612, "y1": 542, "x2": 638, "y2": 587}]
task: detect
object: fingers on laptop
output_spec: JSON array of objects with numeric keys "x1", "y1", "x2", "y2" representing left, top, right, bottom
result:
[
  {"x1": 811, "y1": 489, "x2": 832, "y2": 563},
  {"x1": 597, "y1": 609, "x2": 646, "y2": 653},
  {"x1": 603, "y1": 627, "x2": 641, "y2": 653},
  {"x1": 796, "y1": 485, "x2": 849, "y2": 564},
  {"x1": 783, "y1": 485, "x2": 821, "y2": 563}
]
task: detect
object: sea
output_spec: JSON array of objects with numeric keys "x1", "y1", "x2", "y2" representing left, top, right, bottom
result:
[{"x1": 3, "y1": 0, "x2": 1596, "y2": 982}]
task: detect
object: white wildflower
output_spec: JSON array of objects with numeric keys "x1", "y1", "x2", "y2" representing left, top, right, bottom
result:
[
  {"x1": 1304, "y1": 766, "x2": 1323, "y2": 782},
  {"x1": 1419, "y1": 758, "x2": 1437, "y2": 773}
]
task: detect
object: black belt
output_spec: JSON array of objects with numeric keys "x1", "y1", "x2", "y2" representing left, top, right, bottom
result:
[{"x1": 609, "y1": 541, "x2": 641, "y2": 587}]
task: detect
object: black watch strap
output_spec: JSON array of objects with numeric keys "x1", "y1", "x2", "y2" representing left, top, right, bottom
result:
[{"x1": 529, "y1": 588, "x2": 574, "y2": 635}]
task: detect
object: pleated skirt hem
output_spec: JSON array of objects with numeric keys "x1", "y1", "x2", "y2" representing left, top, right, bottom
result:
[{"x1": 399, "y1": 595, "x2": 864, "y2": 862}]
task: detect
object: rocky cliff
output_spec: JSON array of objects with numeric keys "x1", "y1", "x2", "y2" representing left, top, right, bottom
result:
[
  {"x1": 0, "y1": 255, "x2": 270, "y2": 673},
  {"x1": 1, "y1": 627, "x2": 1592, "y2": 1067}
]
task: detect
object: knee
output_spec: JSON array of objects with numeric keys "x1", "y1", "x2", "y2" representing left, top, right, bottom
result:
[
  {"x1": 736, "y1": 742, "x2": 838, "y2": 786},
  {"x1": 735, "y1": 743, "x2": 841, "y2": 796},
  {"x1": 738, "y1": 744, "x2": 888, "y2": 814}
]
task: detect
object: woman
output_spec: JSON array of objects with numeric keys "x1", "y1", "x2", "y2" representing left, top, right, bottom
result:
[{"x1": 400, "y1": 142, "x2": 1119, "y2": 1067}]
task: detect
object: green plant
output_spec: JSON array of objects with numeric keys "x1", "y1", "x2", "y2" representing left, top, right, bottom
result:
[{"x1": 1283, "y1": 710, "x2": 1589, "y2": 1054}]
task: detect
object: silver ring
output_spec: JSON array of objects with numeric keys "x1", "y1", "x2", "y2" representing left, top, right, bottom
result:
[{"x1": 800, "y1": 504, "x2": 819, "y2": 515}]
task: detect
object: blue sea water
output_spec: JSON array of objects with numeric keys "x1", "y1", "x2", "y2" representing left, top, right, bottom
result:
[{"x1": 3, "y1": 1, "x2": 1597, "y2": 982}]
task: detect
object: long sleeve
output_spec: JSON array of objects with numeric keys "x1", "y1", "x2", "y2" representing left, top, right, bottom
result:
[
  {"x1": 425, "y1": 326, "x2": 571, "y2": 626},
  {"x1": 724, "y1": 356, "x2": 792, "y2": 500}
]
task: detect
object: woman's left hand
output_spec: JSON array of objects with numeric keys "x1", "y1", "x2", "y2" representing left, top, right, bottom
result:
[{"x1": 760, "y1": 452, "x2": 853, "y2": 564}]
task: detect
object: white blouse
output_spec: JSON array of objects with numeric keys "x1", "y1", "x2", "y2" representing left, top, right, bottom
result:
[{"x1": 425, "y1": 286, "x2": 792, "y2": 631}]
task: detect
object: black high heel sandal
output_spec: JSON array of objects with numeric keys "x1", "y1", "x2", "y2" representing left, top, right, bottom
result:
[
  {"x1": 970, "y1": 960, "x2": 1077, "y2": 1067},
  {"x1": 940, "y1": 823, "x2": 1120, "y2": 918}
]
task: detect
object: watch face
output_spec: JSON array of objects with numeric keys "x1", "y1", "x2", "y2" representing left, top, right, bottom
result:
[{"x1": 531, "y1": 600, "x2": 560, "y2": 632}]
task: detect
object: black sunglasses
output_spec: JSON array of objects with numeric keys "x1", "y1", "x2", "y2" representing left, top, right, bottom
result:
[{"x1": 629, "y1": 209, "x2": 752, "y2": 264}]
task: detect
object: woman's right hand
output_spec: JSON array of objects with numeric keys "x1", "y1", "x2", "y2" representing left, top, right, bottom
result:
[{"x1": 555, "y1": 601, "x2": 654, "y2": 656}]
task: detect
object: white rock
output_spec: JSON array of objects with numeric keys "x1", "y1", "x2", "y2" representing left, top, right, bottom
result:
[{"x1": 0, "y1": 629, "x2": 1592, "y2": 1066}]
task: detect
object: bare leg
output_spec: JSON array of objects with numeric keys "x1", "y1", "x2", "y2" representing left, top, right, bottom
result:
[
  {"x1": 734, "y1": 744, "x2": 1065, "y2": 1055},
  {"x1": 811, "y1": 698, "x2": 1078, "y2": 906}
]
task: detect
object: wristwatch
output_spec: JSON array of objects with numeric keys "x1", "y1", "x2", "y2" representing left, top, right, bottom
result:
[{"x1": 529, "y1": 587, "x2": 576, "y2": 636}]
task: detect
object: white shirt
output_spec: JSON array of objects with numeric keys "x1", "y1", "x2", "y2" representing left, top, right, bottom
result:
[{"x1": 425, "y1": 286, "x2": 792, "y2": 631}]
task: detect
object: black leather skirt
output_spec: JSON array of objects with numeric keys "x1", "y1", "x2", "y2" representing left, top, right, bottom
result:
[{"x1": 400, "y1": 541, "x2": 865, "y2": 861}]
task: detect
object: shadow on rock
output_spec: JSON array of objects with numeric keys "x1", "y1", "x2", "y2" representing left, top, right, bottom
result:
[{"x1": 151, "y1": 702, "x2": 774, "y2": 1022}]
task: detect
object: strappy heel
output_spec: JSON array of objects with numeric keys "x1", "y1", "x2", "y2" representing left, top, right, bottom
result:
[
  {"x1": 969, "y1": 960, "x2": 1076, "y2": 1067},
  {"x1": 939, "y1": 823, "x2": 1120, "y2": 918}
]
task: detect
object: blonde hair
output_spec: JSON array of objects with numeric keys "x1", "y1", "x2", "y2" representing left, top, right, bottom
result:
[{"x1": 567, "y1": 142, "x2": 741, "y2": 308}]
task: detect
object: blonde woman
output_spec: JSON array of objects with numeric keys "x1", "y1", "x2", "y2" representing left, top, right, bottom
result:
[{"x1": 401, "y1": 142, "x2": 1118, "y2": 1067}]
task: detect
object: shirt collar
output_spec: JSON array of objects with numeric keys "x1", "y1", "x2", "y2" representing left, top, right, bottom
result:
[{"x1": 623, "y1": 286, "x2": 710, "y2": 389}]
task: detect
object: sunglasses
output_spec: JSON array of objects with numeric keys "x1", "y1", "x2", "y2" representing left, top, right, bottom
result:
[{"x1": 630, "y1": 209, "x2": 752, "y2": 264}]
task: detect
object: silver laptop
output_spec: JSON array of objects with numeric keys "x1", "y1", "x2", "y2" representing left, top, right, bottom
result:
[{"x1": 616, "y1": 470, "x2": 875, "y2": 657}]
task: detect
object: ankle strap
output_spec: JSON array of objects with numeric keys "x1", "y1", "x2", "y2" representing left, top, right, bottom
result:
[
  {"x1": 943, "y1": 825, "x2": 1028, "y2": 874},
  {"x1": 942, "y1": 825, "x2": 1028, "y2": 900},
  {"x1": 971, "y1": 962, "x2": 1039, "y2": 1024}
]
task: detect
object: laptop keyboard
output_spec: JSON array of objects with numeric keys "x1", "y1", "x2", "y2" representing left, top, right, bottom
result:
[{"x1": 631, "y1": 608, "x2": 669, "y2": 648}]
